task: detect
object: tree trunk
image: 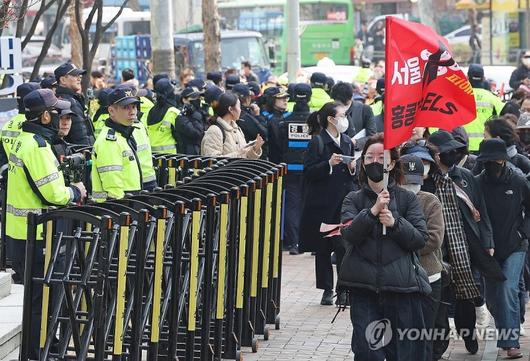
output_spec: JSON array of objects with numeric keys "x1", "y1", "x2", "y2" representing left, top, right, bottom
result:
[
  {"x1": 417, "y1": 0, "x2": 439, "y2": 34},
  {"x1": 69, "y1": 1, "x2": 82, "y2": 67},
  {"x1": 202, "y1": 0, "x2": 221, "y2": 73},
  {"x1": 151, "y1": 0, "x2": 175, "y2": 78}
]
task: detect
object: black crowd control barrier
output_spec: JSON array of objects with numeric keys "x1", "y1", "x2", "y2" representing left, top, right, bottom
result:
[{"x1": 19, "y1": 157, "x2": 286, "y2": 361}]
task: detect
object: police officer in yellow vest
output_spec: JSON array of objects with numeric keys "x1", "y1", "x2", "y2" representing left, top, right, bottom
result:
[
  {"x1": 0, "y1": 82, "x2": 41, "y2": 165},
  {"x1": 146, "y1": 78, "x2": 180, "y2": 154},
  {"x1": 464, "y1": 64, "x2": 505, "y2": 152},
  {"x1": 5, "y1": 88, "x2": 87, "y2": 358},
  {"x1": 92, "y1": 88, "x2": 112, "y2": 138},
  {"x1": 308, "y1": 72, "x2": 332, "y2": 112},
  {"x1": 117, "y1": 84, "x2": 158, "y2": 191},
  {"x1": 91, "y1": 87, "x2": 143, "y2": 202}
]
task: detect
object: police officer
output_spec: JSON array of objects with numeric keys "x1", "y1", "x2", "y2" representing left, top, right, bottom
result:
[
  {"x1": 5, "y1": 89, "x2": 86, "y2": 358},
  {"x1": 371, "y1": 78, "x2": 384, "y2": 117},
  {"x1": 271, "y1": 83, "x2": 313, "y2": 254},
  {"x1": 92, "y1": 88, "x2": 113, "y2": 138},
  {"x1": 263, "y1": 86, "x2": 291, "y2": 160},
  {"x1": 308, "y1": 72, "x2": 332, "y2": 111},
  {"x1": 91, "y1": 87, "x2": 142, "y2": 202},
  {"x1": 146, "y1": 78, "x2": 180, "y2": 154},
  {"x1": 54, "y1": 62, "x2": 95, "y2": 145},
  {"x1": 0, "y1": 82, "x2": 41, "y2": 165},
  {"x1": 464, "y1": 64, "x2": 505, "y2": 152},
  {"x1": 204, "y1": 84, "x2": 224, "y2": 116},
  {"x1": 118, "y1": 84, "x2": 158, "y2": 191},
  {"x1": 233, "y1": 84, "x2": 267, "y2": 144},
  {"x1": 175, "y1": 86, "x2": 207, "y2": 154}
]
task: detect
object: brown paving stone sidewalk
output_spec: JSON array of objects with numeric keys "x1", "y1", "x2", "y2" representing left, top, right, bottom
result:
[{"x1": 240, "y1": 252, "x2": 530, "y2": 361}]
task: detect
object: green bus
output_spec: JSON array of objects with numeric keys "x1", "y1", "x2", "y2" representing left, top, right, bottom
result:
[{"x1": 218, "y1": 0, "x2": 356, "y2": 73}]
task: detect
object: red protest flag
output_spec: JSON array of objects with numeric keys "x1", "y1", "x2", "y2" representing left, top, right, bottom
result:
[{"x1": 383, "y1": 17, "x2": 476, "y2": 150}]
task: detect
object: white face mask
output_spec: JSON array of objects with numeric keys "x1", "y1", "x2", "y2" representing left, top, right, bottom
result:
[
  {"x1": 401, "y1": 184, "x2": 421, "y2": 194},
  {"x1": 523, "y1": 58, "x2": 530, "y2": 68},
  {"x1": 423, "y1": 163, "x2": 430, "y2": 177},
  {"x1": 332, "y1": 116, "x2": 349, "y2": 133}
]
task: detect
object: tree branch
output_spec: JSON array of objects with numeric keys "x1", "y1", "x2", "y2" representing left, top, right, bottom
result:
[
  {"x1": 15, "y1": 0, "x2": 29, "y2": 37},
  {"x1": 100, "y1": 0, "x2": 129, "y2": 33},
  {"x1": 74, "y1": 0, "x2": 88, "y2": 44},
  {"x1": 21, "y1": 0, "x2": 57, "y2": 49},
  {"x1": 31, "y1": 0, "x2": 71, "y2": 79},
  {"x1": 83, "y1": 0, "x2": 98, "y2": 32}
]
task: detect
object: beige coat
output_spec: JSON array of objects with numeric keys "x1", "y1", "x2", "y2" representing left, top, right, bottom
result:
[
  {"x1": 201, "y1": 117, "x2": 261, "y2": 159},
  {"x1": 416, "y1": 191, "x2": 444, "y2": 276}
]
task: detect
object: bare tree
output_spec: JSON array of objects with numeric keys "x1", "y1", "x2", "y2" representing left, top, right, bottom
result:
[
  {"x1": 30, "y1": 0, "x2": 71, "y2": 79},
  {"x1": 75, "y1": 0, "x2": 130, "y2": 91},
  {"x1": 20, "y1": 0, "x2": 58, "y2": 49},
  {"x1": 202, "y1": 0, "x2": 221, "y2": 72}
]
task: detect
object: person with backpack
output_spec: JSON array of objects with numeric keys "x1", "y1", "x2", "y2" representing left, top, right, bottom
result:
[
  {"x1": 299, "y1": 102, "x2": 357, "y2": 306},
  {"x1": 201, "y1": 92, "x2": 263, "y2": 158}
]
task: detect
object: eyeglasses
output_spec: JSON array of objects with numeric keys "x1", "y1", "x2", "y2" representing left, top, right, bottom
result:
[{"x1": 364, "y1": 155, "x2": 385, "y2": 164}]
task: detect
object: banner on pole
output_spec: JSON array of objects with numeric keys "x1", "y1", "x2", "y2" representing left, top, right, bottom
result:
[{"x1": 383, "y1": 17, "x2": 477, "y2": 150}]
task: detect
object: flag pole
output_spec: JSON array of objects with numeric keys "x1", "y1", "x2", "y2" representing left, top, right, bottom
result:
[{"x1": 382, "y1": 149, "x2": 390, "y2": 235}]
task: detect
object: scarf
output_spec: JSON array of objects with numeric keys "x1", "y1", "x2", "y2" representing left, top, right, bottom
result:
[{"x1": 433, "y1": 172, "x2": 480, "y2": 300}]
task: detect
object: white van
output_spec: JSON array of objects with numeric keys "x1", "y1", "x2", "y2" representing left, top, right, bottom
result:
[{"x1": 53, "y1": 7, "x2": 150, "y2": 68}]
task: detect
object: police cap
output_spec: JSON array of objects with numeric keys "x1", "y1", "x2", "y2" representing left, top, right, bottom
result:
[
  {"x1": 468, "y1": 64, "x2": 484, "y2": 81},
  {"x1": 17, "y1": 82, "x2": 40, "y2": 100},
  {"x1": 225, "y1": 75, "x2": 241, "y2": 90},
  {"x1": 232, "y1": 84, "x2": 252, "y2": 97},
  {"x1": 154, "y1": 78, "x2": 175, "y2": 96},
  {"x1": 187, "y1": 78, "x2": 206, "y2": 92},
  {"x1": 263, "y1": 86, "x2": 289, "y2": 99},
  {"x1": 107, "y1": 87, "x2": 140, "y2": 106},
  {"x1": 293, "y1": 83, "x2": 312, "y2": 101},
  {"x1": 310, "y1": 72, "x2": 327, "y2": 87},
  {"x1": 207, "y1": 71, "x2": 223, "y2": 84},
  {"x1": 40, "y1": 77, "x2": 57, "y2": 90},
  {"x1": 204, "y1": 85, "x2": 223, "y2": 104},
  {"x1": 181, "y1": 86, "x2": 200, "y2": 100},
  {"x1": 97, "y1": 88, "x2": 114, "y2": 107},
  {"x1": 24, "y1": 89, "x2": 70, "y2": 112},
  {"x1": 54, "y1": 62, "x2": 87, "y2": 79}
]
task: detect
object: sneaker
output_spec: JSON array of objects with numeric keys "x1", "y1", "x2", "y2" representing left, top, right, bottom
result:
[
  {"x1": 321, "y1": 290, "x2": 333, "y2": 306},
  {"x1": 475, "y1": 304, "x2": 490, "y2": 328},
  {"x1": 520, "y1": 324, "x2": 526, "y2": 337},
  {"x1": 506, "y1": 348, "x2": 523, "y2": 359}
]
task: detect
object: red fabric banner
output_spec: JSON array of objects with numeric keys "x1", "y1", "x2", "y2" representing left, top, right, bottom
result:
[{"x1": 383, "y1": 17, "x2": 477, "y2": 150}]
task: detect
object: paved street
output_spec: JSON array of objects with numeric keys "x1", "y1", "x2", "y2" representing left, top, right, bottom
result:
[{"x1": 241, "y1": 252, "x2": 530, "y2": 361}]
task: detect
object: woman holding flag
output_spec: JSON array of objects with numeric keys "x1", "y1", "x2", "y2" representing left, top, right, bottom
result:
[{"x1": 338, "y1": 134, "x2": 430, "y2": 360}]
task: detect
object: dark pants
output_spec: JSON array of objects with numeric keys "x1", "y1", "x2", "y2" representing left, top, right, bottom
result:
[
  {"x1": 422, "y1": 279, "x2": 442, "y2": 361},
  {"x1": 283, "y1": 176, "x2": 303, "y2": 250},
  {"x1": 349, "y1": 288, "x2": 427, "y2": 361},
  {"x1": 315, "y1": 236, "x2": 344, "y2": 291},
  {"x1": 7, "y1": 236, "x2": 43, "y2": 360}
]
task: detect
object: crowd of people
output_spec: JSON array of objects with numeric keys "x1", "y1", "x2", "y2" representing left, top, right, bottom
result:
[{"x1": 5, "y1": 50, "x2": 530, "y2": 360}]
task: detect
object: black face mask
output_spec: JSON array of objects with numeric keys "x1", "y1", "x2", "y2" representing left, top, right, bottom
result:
[
  {"x1": 439, "y1": 151, "x2": 459, "y2": 168},
  {"x1": 190, "y1": 99, "x2": 202, "y2": 110},
  {"x1": 364, "y1": 162, "x2": 384, "y2": 183},
  {"x1": 520, "y1": 132, "x2": 530, "y2": 145},
  {"x1": 484, "y1": 161, "x2": 504, "y2": 178}
]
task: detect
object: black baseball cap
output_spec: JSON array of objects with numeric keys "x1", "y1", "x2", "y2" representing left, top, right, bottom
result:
[
  {"x1": 476, "y1": 138, "x2": 509, "y2": 162},
  {"x1": 264, "y1": 86, "x2": 289, "y2": 99},
  {"x1": 376, "y1": 78, "x2": 385, "y2": 94},
  {"x1": 40, "y1": 77, "x2": 57, "y2": 90},
  {"x1": 428, "y1": 130, "x2": 466, "y2": 153},
  {"x1": 232, "y1": 84, "x2": 251, "y2": 97},
  {"x1": 467, "y1": 64, "x2": 484, "y2": 81},
  {"x1": 181, "y1": 86, "x2": 200, "y2": 100},
  {"x1": 310, "y1": 72, "x2": 327, "y2": 87},
  {"x1": 294, "y1": 83, "x2": 312, "y2": 101},
  {"x1": 24, "y1": 89, "x2": 71, "y2": 112},
  {"x1": 207, "y1": 71, "x2": 223, "y2": 84},
  {"x1": 107, "y1": 87, "x2": 140, "y2": 106},
  {"x1": 152, "y1": 73, "x2": 169, "y2": 86},
  {"x1": 154, "y1": 78, "x2": 175, "y2": 96},
  {"x1": 187, "y1": 78, "x2": 206, "y2": 92},
  {"x1": 54, "y1": 62, "x2": 87, "y2": 79},
  {"x1": 17, "y1": 82, "x2": 40, "y2": 100},
  {"x1": 204, "y1": 85, "x2": 223, "y2": 104},
  {"x1": 59, "y1": 107, "x2": 75, "y2": 117},
  {"x1": 400, "y1": 154, "x2": 424, "y2": 185},
  {"x1": 225, "y1": 75, "x2": 241, "y2": 90},
  {"x1": 247, "y1": 81, "x2": 261, "y2": 97},
  {"x1": 97, "y1": 88, "x2": 113, "y2": 107}
]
